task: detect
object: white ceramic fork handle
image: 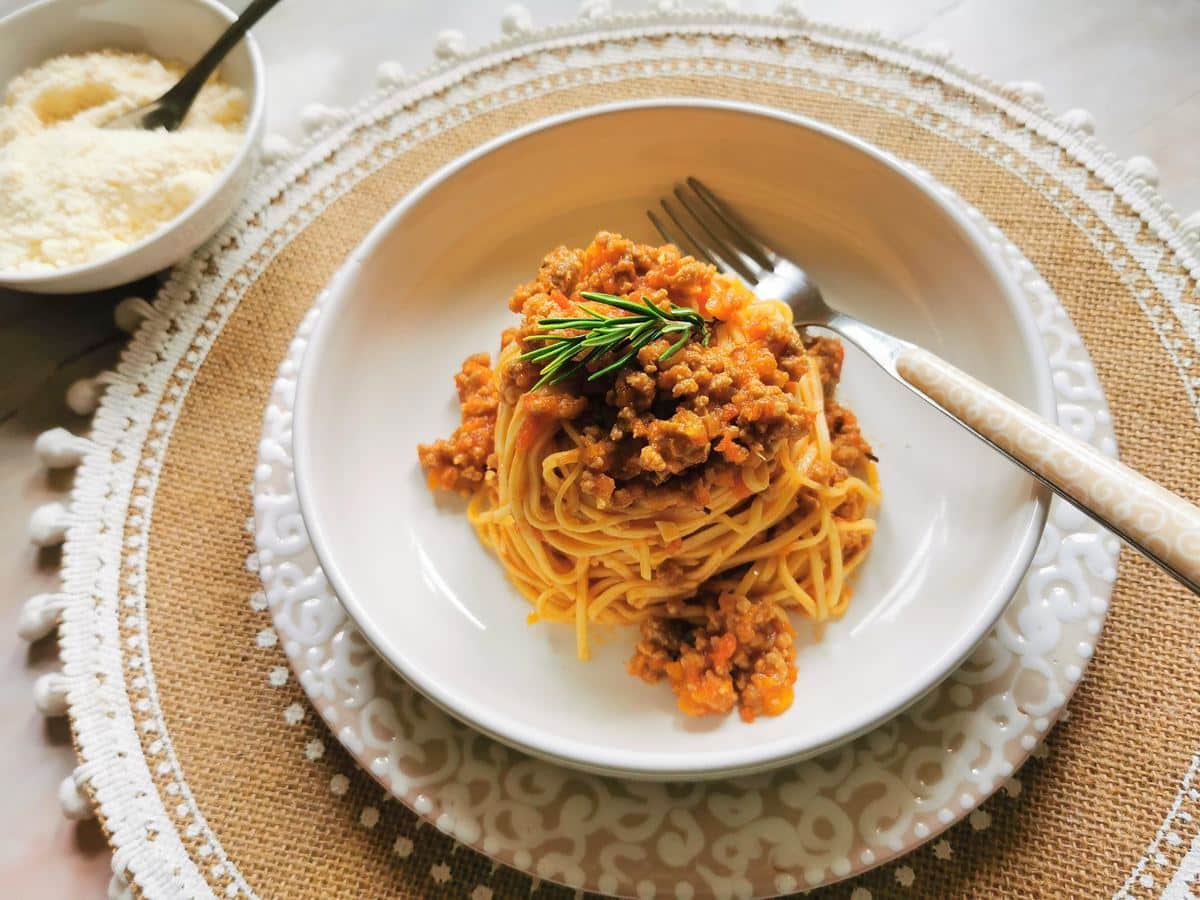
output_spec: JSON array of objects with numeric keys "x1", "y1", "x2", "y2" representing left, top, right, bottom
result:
[{"x1": 896, "y1": 345, "x2": 1200, "y2": 593}]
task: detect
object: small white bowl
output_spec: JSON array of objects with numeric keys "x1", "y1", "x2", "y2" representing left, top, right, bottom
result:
[
  {"x1": 0, "y1": 0, "x2": 265, "y2": 294},
  {"x1": 294, "y1": 100, "x2": 1054, "y2": 780}
]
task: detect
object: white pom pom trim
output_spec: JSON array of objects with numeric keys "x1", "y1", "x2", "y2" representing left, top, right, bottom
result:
[
  {"x1": 113, "y1": 296, "x2": 155, "y2": 333},
  {"x1": 34, "y1": 672, "x2": 69, "y2": 716},
  {"x1": 579, "y1": 0, "x2": 612, "y2": 20},
  {"x1": 64, "y1": 370, "x2": 119, "y2": 416},
  {"x1": 1124, "y1": 155, "x2": 1159, "y2": 187},
  {"x1": 1004, "y1": 80, "x2": 1046, "y2": 103},
  {"x1": 65, "y1": 377, "x2": 101, "y2": 416},
  {"x1": 17, "y1": 593, "x2": 68, "y2": 641},
  {"x1": 655, "y1": 0, "x2": 684, "y2": 11},
  {"x1": 500, "y1": 4, "x2": 533, "y2": 35},
  {"x1": 921, "y1": 40, "x2": 952, "y2": 62},
  {"x1": 1182, "y1": 210, "x2": 1200, "y2": 240},
  {"x1": 107, "y1": 870, "x2": 133, "y2": 900},
  {"x1": 1059, "y1": 108, "x2": 1096, "y2": 135},
  {"x1": 776, "y1": 0, "x2": 806, "y2": 15},
  {"x1": 28, "y1": 501, "x2": 70, "y2": 547},
  {"x1": 299, "y1": 103, "x2": 348, "y2": 136},
  {"x1": 375, "y1": 60, "x2": 409, "y2": 88},
  {"x1": 261, "y1": 133, "x2": 297, "y2": 164},
  {"x1": 58, "y1": 772, "x2": 94, "y2": 821},
  {"x1": 434, "y1": 29, "x2": 467, "y2": 59},
  {"x1": 34, "y1": 427, "x2": 92, "y2": 469}
]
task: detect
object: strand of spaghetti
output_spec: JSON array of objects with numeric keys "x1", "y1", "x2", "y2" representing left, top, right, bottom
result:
[
  {"x1": 826, "y1": 505, "x2": 845, "y2": 609},
  {"x1": 575, "y1": 562, "x2": 590, "y2": 659},
  {"x1": 507, "y1": 493, "x2": 575, "y2": 577},
  {"x1": 551, "y1": 459, "x2": 582, "y2": 523},
  {"x1": 808, "y1": 542, "x2": 828, "y2": 619},
  {"x1": 840, "y1": 547, "x2": 872, "y2": 578},
  {"x1": 756, "y1": 552, "x2": 780, "y2": 583},
  {"x1": 723, "y1": 508, "x2": 826, "y2": 567},
  {"x1": 808, "y1": 368, "x2": 833, "y2": 462},
  {"x1": 587, "y1": 583, "x2": 635, "y2": 619},
  {"x1": 836, "y1": 519, "x2": 877, "y2": 533},
  {"x1": 636, "y1": 541, "x2": 652, "y2": 581},
  {"x1": 712, "y1": 510, "x2": 763, "y2": 538},
  {"x1": 776, "y1": 555, "x2": 818, "y2": 617},
  {"x1": 541, "y1": 449, "x2": 579, "y2": 493},
  {"x1": 736, "y1": 564, "x2": 762, "y2": 595},
  {"x1": 846, "y1": 471, "x2": 883, "y2": 503},
  {"x1": 795, "y1": 478, "x2": 856, "y2": 498}
]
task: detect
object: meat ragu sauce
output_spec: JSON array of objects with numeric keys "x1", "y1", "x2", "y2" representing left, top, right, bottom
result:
[
  {"x1": 419, "y1": 233, "x2": 874, "y2": 722},
  {"x1": 629, "y1": 593, "x2": 799, "y2": 720}
]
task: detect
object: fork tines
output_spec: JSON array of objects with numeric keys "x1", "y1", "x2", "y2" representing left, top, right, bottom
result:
[{"x1": 648, "y1": 177, "x2": 778, "y2": 282}]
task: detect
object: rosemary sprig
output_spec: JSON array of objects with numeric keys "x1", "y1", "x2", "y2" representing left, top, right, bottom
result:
[{"x1": 520, "y1": 291, "x2": 711, "y2": 390}]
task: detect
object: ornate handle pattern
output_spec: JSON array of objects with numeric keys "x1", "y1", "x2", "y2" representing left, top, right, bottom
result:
[{"x1": 897, "y1": 345, "x2": 1200, "y2": 593}]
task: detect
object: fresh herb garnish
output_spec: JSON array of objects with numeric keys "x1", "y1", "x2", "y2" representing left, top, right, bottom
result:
[{"x1": 519, "y1": 291, "x2": 710, "y2": 390}]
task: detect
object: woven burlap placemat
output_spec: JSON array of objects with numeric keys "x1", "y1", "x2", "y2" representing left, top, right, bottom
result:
[{"x1": 54, "y1": 12, "x2": 1199, "y2": 900}]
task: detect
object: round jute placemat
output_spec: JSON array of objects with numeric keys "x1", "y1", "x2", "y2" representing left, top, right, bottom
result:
[{"x1": 46, "y1": 10, "x2": 1199, "y2": 900}]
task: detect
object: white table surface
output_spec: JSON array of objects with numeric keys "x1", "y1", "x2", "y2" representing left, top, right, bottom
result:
[{"x1": 1, "y1": 1, "x2": 1196, "y2": 895}]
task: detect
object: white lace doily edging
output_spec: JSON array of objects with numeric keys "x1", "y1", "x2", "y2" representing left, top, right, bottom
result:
[{"x1": 27, "y1": 8, "x2": 1196, "y2": 900}]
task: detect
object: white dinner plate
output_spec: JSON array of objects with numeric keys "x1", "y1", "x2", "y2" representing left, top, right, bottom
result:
[
  {"x1": 255, "y1": 194, "x2": 1116, "y2": 895},
  {"x1": 291, "y1": 100, "x2": 1054, "y2": 779}
]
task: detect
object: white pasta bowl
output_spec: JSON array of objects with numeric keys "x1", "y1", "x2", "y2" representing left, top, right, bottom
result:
[
  {"x1": 0, "y1": 0, "x2": 265, "y2": 294},
  {"x1": 293, "y1": 100, "x2": 1054, "y2": 780}
]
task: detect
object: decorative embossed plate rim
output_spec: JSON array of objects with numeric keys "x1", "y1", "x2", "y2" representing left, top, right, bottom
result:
[{"x1": 254, "y1": 176, "x2": 1118, "y2": 897}]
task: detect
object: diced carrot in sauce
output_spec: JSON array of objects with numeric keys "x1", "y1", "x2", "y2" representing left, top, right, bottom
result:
[{"x1": 711, "y1": 632, "x2": 737, "y2": 666}]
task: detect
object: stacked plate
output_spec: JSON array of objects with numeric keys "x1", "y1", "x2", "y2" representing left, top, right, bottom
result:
[{"x1": 254, "y1": 101, "x2": 1116, "y2": 896}]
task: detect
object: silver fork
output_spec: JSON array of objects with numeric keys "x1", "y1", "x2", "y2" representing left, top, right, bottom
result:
[{"x1": 650, "y1": 178, "x2": 1200, "y2": 596}]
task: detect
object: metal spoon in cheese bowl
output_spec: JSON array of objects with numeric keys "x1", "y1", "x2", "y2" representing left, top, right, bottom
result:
[
  {"x1": 106, "y1": 0, "x2": 282, "y2": 131},
  {"x1": 0, "y1": 0, "x2": 268, "y2": 293},
  {"x1": 651, "y1": 177, "x2": 1200, "y2": 596}
]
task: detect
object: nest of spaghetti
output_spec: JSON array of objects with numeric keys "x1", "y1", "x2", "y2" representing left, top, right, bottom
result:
[{"x1": 419, "y1": 232, "x2": 879, "y2": 722}]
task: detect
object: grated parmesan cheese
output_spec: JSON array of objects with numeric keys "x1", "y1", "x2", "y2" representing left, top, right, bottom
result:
[{"x1": 0, "y1": 50, "x2": 247, "y2": 273}]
